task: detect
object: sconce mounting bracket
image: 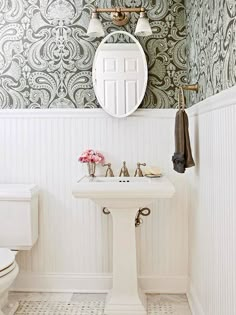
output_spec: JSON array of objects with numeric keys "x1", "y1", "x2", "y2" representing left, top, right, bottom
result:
[{"x1": 111, "y1": 11, "x2": 130, "y2": 26}]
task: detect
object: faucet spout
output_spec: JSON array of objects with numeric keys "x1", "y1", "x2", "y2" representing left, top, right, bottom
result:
[{"x1": 119, "y1": 161, "x2": 130, "y2": 177}]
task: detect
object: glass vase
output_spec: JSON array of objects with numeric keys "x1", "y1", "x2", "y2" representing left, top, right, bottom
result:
[{"x1": 87, "y1": 162, "x2": 96, "y2": 177}]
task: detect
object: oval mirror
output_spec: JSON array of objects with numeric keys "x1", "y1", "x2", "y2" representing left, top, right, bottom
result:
[{"x1": 93, "y1": 31, "x2": 148, "y2": 118}]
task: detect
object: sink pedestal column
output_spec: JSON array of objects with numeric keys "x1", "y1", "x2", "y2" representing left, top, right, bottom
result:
[{"x1": 104, "y1": 208, "x2": 147, "y2": 315}]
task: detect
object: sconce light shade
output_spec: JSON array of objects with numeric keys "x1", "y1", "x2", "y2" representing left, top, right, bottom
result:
[
  {"x1": 135, "y1": 11, "x2": 152, "y2": 37},
  {"x1": 87, "y1": 12, "x2": 105, "y2": 37}
]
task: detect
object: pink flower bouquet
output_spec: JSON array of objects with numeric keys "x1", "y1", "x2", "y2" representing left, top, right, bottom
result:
[{"x1": 78, "y1": 149, "x2": 105, "y2": 165}]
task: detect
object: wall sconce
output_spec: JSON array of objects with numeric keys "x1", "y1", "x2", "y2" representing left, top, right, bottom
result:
[{"x1": 87, "y1": 7, "x2": 152, "y2": 37}]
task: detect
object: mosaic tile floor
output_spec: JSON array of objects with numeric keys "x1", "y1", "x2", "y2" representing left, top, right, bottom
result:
[{"x1": 6, "y1": 292, "x2": 191, "y2": 315}]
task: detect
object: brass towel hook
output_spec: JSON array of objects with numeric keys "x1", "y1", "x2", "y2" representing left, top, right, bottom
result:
[
  {"x1": 178, "y1": 83, "x2": 199, "y2": 110},
  {"x1": 182, "y1": 83, "x2": 199, "y2": 93}
]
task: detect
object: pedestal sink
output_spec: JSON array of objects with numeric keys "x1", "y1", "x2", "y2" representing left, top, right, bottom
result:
[{"x1": 72, "y1": 176, "x2": 175, "y2": 315}]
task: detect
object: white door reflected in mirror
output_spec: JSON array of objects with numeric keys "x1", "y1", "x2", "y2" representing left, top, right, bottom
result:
[{"x1": 93, "y1": 31, "x2": 148, "y2": 118}]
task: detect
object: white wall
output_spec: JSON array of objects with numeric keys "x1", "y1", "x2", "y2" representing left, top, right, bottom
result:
[
  {"x1": 2, "y1": 87, "x2": 235, "y2": 310},
  {"x1": 0, "y1": 109, "x2": 188, "y2": 293},
  {"x1": 187, "y1": 86, "x2": 236, "y2": 315}
]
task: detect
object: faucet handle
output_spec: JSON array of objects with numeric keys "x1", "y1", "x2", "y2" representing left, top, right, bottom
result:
[
  {"x1": 137, "y1": 162, "x2": 146, "y2": 167},
  {"x1": 103, "y1": 163, "x2": 114, "y2": 177},
  {"x1": 134, "y1": 162, "x2": 146, "y2": 177}
]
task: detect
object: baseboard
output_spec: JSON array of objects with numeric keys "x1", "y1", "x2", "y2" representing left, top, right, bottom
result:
[
  {"x1": 187, "y1": 282, "x2": 205, "y2": 315},
  {"x1": 139, "y1": 275, "x2": 187, "y2": 294},
  {"x1": 12, "y1": 272, "x2": 187, "y2": 294}
]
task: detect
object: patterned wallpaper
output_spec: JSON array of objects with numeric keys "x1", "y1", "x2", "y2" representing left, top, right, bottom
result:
[
  {"x1": 0, "y1": 0, "x2": 186, "y2": 109},
  {"x1": 186, "y1": 0, "x2": 236, "y2": 105}
]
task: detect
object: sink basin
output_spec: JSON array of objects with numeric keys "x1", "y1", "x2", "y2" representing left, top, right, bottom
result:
[
  {"x1": 91, "y1": 177, "x2": 149, "y2": 182},
  {"x1": 72, "y1": 175, "x2": 175, "y2": 315},
  {"x1": 73, "y1": 176, "x2": 175, "y2": 208}
]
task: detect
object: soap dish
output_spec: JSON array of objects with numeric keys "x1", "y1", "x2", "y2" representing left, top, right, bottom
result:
[{"x1": 145, "y1": 174, "x2": 162, "y2": 178}]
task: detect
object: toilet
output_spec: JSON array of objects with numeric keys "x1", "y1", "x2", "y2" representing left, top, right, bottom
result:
[{"x1": 0, "y1": 184, "x2": 39, "y2": 314}]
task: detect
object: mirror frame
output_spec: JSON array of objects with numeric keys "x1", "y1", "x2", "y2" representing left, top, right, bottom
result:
[{"x1": 93, "y1": 31, "x2": 148, "y2": 118}]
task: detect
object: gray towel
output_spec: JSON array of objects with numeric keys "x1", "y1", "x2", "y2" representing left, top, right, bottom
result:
[{"x1": 172, "y1": 109, "x2": 195, "y2": 173}]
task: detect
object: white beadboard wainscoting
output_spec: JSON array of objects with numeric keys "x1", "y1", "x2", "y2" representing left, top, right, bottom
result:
[
  {"x1": 186, "y1": 86, "x2": 236, "y2": 315},
  {"x1": 0, "y1": 109, "x2": 188, "y2": 293}
]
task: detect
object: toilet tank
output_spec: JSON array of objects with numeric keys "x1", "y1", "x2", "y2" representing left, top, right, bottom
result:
[{"x1": 0, "y1": 184, "x2": 39, "y2": 250}]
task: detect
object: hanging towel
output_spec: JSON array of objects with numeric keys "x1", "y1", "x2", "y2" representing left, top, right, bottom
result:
[{"x1": 172, "y1": 88, "x2": 195, "y2": 173}]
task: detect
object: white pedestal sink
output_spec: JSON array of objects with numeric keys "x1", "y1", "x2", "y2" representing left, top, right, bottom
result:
[{"x1": 72, "y1": 176, "x2": 175, "y2": 315}]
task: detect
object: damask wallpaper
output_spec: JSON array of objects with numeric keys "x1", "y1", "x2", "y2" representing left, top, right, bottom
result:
[
  {"x1": 0, "y1": 0, "x2": 187, "y2": 109},
  {"x1": 186, "y1": 0, "x2": 236, "y2": 106}
]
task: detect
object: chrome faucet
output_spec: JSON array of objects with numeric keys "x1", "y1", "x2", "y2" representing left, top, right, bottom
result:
[
  {"x1": 103, "y1": 163, "x2": 114, "y2": 177},
  {"x1": 134, "y1": 162, "x2": 146, "y2": 177},
  {"x1": 119, "y1": 161, "x2": 130, "y2": 177}
]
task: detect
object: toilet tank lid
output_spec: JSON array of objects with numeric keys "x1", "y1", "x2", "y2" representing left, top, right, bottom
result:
[{"x1": 0, "y1": 184, "x2": 39, "y2": 200}]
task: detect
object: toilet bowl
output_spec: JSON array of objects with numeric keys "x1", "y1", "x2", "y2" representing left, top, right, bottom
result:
[
  {"x1": 0, "y1": 184, "x2": 39, "y2": 314},
  {"x1": 0, "y1": 249, "x2": 19, "y2": 315}
]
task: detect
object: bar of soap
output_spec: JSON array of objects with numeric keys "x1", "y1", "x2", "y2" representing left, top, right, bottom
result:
[{"x1": 144, "y1": 166, "x2": 162, "y2": 176}]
